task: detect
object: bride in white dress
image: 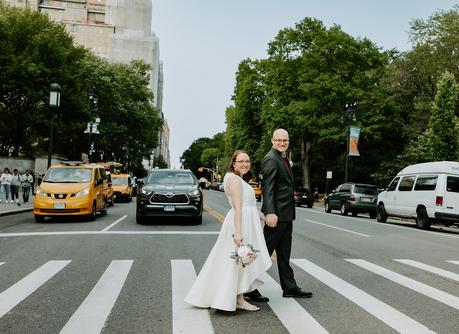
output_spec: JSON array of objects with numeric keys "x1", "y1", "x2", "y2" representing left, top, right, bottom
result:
[{"x1": 185, "y1": 150, "x2": 272, "y2": 312}]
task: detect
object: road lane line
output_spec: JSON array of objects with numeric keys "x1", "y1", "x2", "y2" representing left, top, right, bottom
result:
[
  {"x1": 447, "y1": 261, "x2": 459, "y2": 265},
  {"x1": 102, "y1": 215, "x2": 128, "y2": 231},
  {"x1": 291, "y1": 259, "x2": 435, "y2": 334},
  {"x1": 302, "y1": 209, "x2": 459, "y2": 239},
  {"x1": 394, "y1": 259, "x2": 459, "y2": 282},
  {"x1": 260, "y1": 273, "x2": 328, "y2": 334},
  {"x1": 0, "y1": 231, "x2": 219, "y2": 238},
  {"x1": 60, "y1": 260, "x2": 133, "y2": 334},
  {"x1": 204, "y1": 205, "x2": 225, "y2": 223},
  {"x1": 304, "y1": 219, "x2": 370, "y2": 237},
  {"x1": 0, "y1": 262, "x2": 4, "y2": 267},
  {"x1": 346, "y1": 259, "x2": 459, "y2": 310},
  {"x1": 0, "y1": 260, "x2": 71, "y2": 318},
  {"x1": 171, "y1": 260, "x2": 214, "y2": 334}
]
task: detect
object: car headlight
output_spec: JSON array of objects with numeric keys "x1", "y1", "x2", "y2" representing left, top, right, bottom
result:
[
  {"x1": 188, "y1": 189, "x2": 200, "y2": 196},
  {"x1": 75, "y1": 188, "x2": 90, "y2": 197},
  {"x1": 141, "y1": 188, "x2": 152, "y2": 195},
  {"x1": 37, "y1": 188, "x2": 48, "y2": 197}
]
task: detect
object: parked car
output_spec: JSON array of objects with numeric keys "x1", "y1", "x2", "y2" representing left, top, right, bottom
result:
[
  {"x1": 324, "y1": 183, "x2": 378, "y2": 218},
  {"x1": 33, "y1": 161, "x2": 109, "y2": 222},
  {"x1": 136, "y1": 169, "x2": 203, "y2": 224},
  {"x1": 249, "y1": 181, "x2": 262, "y2": 201},
  {"x1": 294, "y1": 188, "x2": 314, "y2": 208},
  {"x1": 377, "y1": 161, "x2": 459, "y2": 229}
]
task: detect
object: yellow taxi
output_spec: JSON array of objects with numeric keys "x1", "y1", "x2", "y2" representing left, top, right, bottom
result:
[
  {"x1": 33, "y1": 161, "x2": 109, "y2": 222},
  {"x1": 111, "y1": 173, "x2": 133, "y2": 202},
  {"x1": 249, "y1": 180, "x2": 262, "y2": 201}
]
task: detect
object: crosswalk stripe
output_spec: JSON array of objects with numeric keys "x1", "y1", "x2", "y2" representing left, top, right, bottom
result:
[
  {"x1": 260, "y1": 273, "x2": 328, "y2": 334},
  {"x1": 292, "y1": 259, "x2": 435, "y2": 334},
  {"x1": 0, "y1": 260, "x2": 71, "y2": 318},
  {"x1": 394, "y1": 259, "x2": 459, "y2": 282},
  {"x1": 447, "y1": 261, "x2": 459, "y2": 265},
  {"x1": 171, "y1": 260, "x2": 214, "y2": 334},
  {"x1": 346, "y1": 259, "x2": 459, "y2": 310},
  {"x1": 60, "y1": 260, "x2": 133, "y2": 334}
]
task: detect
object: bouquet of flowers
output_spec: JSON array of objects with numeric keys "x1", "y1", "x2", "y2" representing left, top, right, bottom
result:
[{"x1": 230, "y1": 243, "x2": 259, "y2": 268}]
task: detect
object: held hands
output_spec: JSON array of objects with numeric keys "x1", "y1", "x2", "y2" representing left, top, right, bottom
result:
[
  {"x1": 233, "y1": 231, "x2": 243, "y2": 246},
  {"x1": 265, "y1": 214, "x2": 278, "y2": 228}
]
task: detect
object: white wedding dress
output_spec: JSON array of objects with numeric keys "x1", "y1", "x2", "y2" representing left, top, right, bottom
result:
[{"x1": 185, "y1": 172, "x2": 272, "y2": 311}]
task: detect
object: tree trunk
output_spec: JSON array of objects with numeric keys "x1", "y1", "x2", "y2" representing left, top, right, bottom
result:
[{"x1": 301, "y1": 139, "x2": 311, "y2": 189}]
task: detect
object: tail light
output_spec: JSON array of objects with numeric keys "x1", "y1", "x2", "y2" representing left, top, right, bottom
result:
[
  {"x1": 348, "y1": 195, "x2": 355, "y2": 201},
  {"x1": 436, "y1": 196, "x2": 443, "y2": 206}
]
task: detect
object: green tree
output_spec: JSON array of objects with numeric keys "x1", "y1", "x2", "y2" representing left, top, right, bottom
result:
[
  {"x1": 428, "y1": 71, "x2": 459, "y2": 160},
  {"x1": 0, "y1": 3, "x2": 87, "y2": 157},
  {"x1": 246, "y1": 18, "x2": 390, "y2": 188}
]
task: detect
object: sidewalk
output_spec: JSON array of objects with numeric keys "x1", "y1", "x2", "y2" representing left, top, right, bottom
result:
[{"x1": 0, "y1": 196, "x2": 34, "y2": 217}]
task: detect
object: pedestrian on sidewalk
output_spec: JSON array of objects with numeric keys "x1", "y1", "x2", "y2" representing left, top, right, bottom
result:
[
  {"x1": 1, "y1": 168, "x2": 12, "y2": 203},
  {"x1": 11, "y1": 169, "x2": 21, "y2": 206},
  {"x1": 21, "y1": 170, "x2": 33, "y2": 204},
  {"x1": 30, "y1": 171, "x2": 36, "y2": 195}
]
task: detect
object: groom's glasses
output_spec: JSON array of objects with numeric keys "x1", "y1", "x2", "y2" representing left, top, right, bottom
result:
[
  {"x1": 273, "y1": 139, "x2": 289, "y2": 143},
  {"x1": 235, "y1": 160, "x2": 251, "y2": 164}
]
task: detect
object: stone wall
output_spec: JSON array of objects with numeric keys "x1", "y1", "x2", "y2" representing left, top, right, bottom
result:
[{"x1": 0, "y1": 156, "x2": 66, "y2": 176}]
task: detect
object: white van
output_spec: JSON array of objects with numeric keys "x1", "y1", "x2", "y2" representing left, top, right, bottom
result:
[{"x1": 376, "y1": 161, "x2": 459, "y2": 229}]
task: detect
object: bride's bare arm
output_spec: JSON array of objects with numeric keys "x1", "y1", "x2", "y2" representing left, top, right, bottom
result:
[{"x1": 225, "y1": 175, "x2": 243, "y2": 245}]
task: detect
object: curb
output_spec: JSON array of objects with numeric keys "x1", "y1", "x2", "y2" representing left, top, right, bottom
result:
[{"x1": 0, "y1": 208, "x2": 33, "y2": 217}]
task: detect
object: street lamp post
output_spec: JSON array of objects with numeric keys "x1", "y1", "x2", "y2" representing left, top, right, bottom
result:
[
  {"x1": 47, "y1": 83, "x2": 61, "y2": 169},
  {"x1": 84, "y1": 117, "x2": 100, "y2": 163}
]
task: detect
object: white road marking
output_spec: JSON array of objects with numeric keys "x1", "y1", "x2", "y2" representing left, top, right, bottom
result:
[
  {"x1": 292, "y1": 259, "x2": 435, "y2": 334},
  {"x1": 260, "y1": 273, "x2": 328, "y2": 334},
  {"x1": 394, "y1": 259, "x2": 459, "y2": 282},
  {"x1": 0, "y1": 260, "x2": 71, "y2": 318},
  {"x1": 304, "y1": 219, "x2": 370, "y2": 237},
  {"x1": 447, "y1": 260, "x2": 459, "y2": 265},
  {"x1": 346, "y1": 259, "x2": 459, "y2": 310},
  {"x1": 60, "y1": 260, "x2": 133, "y2": 334},
  {"x1": 102, "y1": 215, "x2": 128, "y2": 231},
  {"x1": 0, "y1": 231, "x2": 219, "y2": 238},
  {"x1": 171, "y1": 260, "x2": 213, "y2": 334},
  {"x1": 303, "y1": 208, "x2": 459, "y2": 239},
  {"x1": 0, "y1": 262, "x2": 4, "y2": 266}
]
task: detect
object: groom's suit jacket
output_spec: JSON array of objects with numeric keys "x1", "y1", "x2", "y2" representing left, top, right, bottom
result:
[{"x1": 261, "y1": 148, "x2": 295, "y2": 222}]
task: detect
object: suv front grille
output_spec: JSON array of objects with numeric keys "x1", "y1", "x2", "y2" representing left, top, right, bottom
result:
[{"x1": 150, "y1": 193, "x2": 189, "y2": 204}]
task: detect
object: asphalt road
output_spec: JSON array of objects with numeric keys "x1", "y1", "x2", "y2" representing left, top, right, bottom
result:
[{"x1": 0, "y1": 190, "x2": 458, "y2": 334}]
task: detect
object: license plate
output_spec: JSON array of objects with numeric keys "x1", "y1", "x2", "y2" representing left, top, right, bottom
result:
[
  {"x1": 361, "y1": 197, "x2": 372, "y2": 202},
  {"x1": 164, "y1": 205, "x2": 175, "y2": 211},
  {"x1": 54, "y1": 203, "x2": 65, "y2": 209}
]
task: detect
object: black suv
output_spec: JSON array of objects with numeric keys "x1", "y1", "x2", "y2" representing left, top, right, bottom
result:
[
  {"x1": 324, "y1": 183, "x2": 378, "y2": 218},
  {"x1": 294, "y1": 188, "x2": 314, "y2": 208},
  {"x1": 136, "y1": 169, "x2": 203, "y2": 224}
]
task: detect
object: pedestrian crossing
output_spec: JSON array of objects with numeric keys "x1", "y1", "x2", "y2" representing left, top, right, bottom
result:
[{"x1": 0, "y1": 258, "x2": 458, "y2": 333}]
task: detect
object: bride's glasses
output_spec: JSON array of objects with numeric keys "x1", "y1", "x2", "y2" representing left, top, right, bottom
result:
[{"x1": 235, "y1": 160, "x2": 251, "y2": 164}]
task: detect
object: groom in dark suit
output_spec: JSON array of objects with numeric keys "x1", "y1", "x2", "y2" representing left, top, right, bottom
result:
[{"x1": 245, "y1": 128, "x2": 313, "y2": 302}]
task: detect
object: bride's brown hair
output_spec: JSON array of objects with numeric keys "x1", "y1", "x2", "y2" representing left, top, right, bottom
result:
[{"x1": 228, "y1": 150, "x2": 253, "y2": 182}]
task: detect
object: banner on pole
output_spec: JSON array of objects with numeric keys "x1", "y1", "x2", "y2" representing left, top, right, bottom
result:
[{"x1": 348, "y1": 126, "x2": 361, "y2": 156}]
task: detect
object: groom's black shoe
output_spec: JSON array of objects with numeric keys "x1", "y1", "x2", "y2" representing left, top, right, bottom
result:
[
  {"x1": 282, "y1": 287, "x2": 313, "y2": 298},
  {"x1": 244, "y1": 290, "x2": 269, "y2": 302}
]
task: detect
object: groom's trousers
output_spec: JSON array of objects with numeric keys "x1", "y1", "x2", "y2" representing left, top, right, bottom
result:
[{"x1": 263, "y1": 220, "x2": 297, "y2": 291}]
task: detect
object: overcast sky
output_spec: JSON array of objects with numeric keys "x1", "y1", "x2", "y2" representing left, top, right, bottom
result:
[{"x1": 151, "y1": 0, "x2": 457, "y2": 168}]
